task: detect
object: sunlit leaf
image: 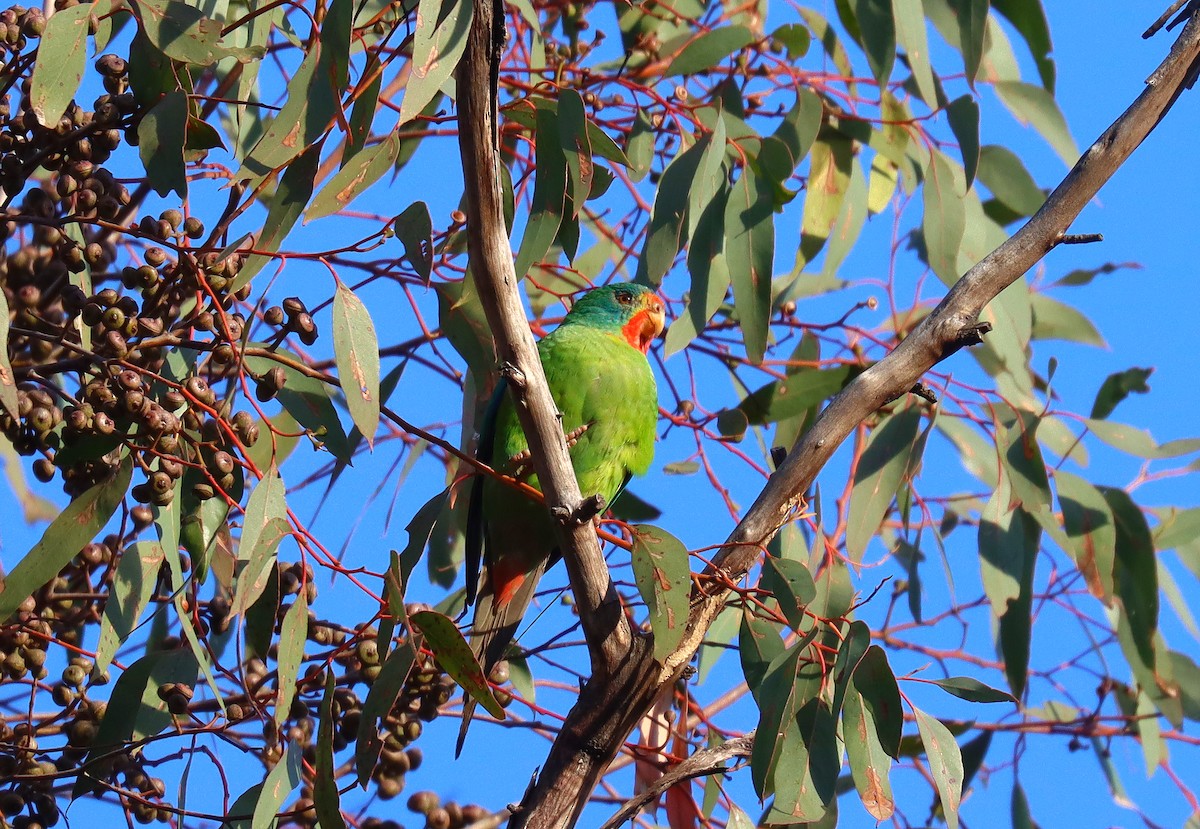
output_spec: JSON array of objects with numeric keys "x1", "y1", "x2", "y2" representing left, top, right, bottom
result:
[
  {"x1": 356, "y1": 641, "x2": 419, "y2": 786},
  {"x1": 308, "y1": 130, "x2": 401, "y2": 221},
  {"x1": 725, "y1": 165, "x2": 774, "y2": 364},
  {"x1": 412, "y1": 610, "x2": 505, "y2": 718},
  {"x1": 332, "y1": 283, "x2": 381, "y2": 447},
  {"x1": 631, "y1": 525, "x2": 692, "y2": 660},
  {"x1": 667, "y1": 25, "x2": 755, "y2": 75},
  {"x1": 995, "y1": 80, "x2": 1079, "y2": 166},
  {"x1": 847, "y1": 404, "x2": 923, "y2": 560},
  {"x1": 29, "y1": 3, "x2": 91, "y2": 126},
  {"x1": 400, "y1": 0, "x2": 472, "y2": 123},
  {"x1": 923, "y1": 148, "x2": 966, "y2": 284},
  {"x1": 914, "y1": 707, "x2": 964, "y2": 829}
]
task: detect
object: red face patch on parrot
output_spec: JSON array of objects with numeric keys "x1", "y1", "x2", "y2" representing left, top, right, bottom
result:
[{"x1": 621, "y1": 298, "x2": 666, "y2": 354}]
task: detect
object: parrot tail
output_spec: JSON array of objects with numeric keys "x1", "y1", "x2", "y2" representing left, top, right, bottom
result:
[{"x1": 456, "y1": 558, "x2": 550, "y2": 757}]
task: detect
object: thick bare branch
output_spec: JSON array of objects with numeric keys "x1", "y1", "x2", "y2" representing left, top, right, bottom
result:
[
  {"x1": 508, "y1": 10, "x2": 1200, "y2": 829},
  {"x1": 453, "y1": 0, "x2": 632, "y2": 674}
]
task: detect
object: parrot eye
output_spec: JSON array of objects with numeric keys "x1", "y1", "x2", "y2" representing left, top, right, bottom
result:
[{"x1": 615, "y1": 290, "x2": 633, "y2": 305}]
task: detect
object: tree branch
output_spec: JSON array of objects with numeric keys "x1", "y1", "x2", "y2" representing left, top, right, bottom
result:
[
  {"x1": 504, "y1": 9, "x2": 1200, "y2": 829},
  {"x1": 453, "y1": 2, "x2": 632, "y2": 676}
]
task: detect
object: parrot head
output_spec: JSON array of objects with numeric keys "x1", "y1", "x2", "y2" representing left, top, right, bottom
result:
[{"x1": 563, "y1": 283, "x2": 666, "y2": 354}]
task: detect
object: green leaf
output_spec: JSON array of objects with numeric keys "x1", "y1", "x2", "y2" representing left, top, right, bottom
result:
[
  {"x1": 400, "y1": 0, "x2": 473, "y2": 123},
  {"x1": 74, "y1": 647, "x2": 199, "y2": 797},
  {"x1": 725, "y1": 165, "x2": 775, "y2": 365},
  {"x1": 1055, "y1": 470, "x2": 1116, "y2": 602},
  {"x1": 923, "y1": 148, "x2": 965, "y2": 284},
  {"x1": 740, "y1": 368, "x2": 853, "y2": 426},
  {"x1": 758, "y1": 88, "x2": 823, "y2": 186},
  {"x1": 843, "y1": 680, "x2": 895, "y2": 820},
  {"x1": 234, "y1": 465, "x2": 289, "y2": 613},
  {"x1": 625, "y1": 110, "x2": 655, "y2": 183},
  {"x1": 930, "y1": 676, "x2": 1018, "y2": 704},
  {"x1": 667, "y1": 25, "x2": 755, "y2": 75},
  {"x1": 307, "y1": 130, "x2": 401, "y2": 221},
  {"x1": 847, "y1": 404, "x2": 923, "y2": 560},
  {"x1": 997, "y1": 406, "x2": 1051, "y2": 512},
  {"x1": 332, "y1": 283, "x2": 381, "y2": 447},
  {"x1": 978, "y1": 144, "x2": 1044, "y2": 216},
  {"x1": 771, "y1": 23, "x2": 811, "y2": 59},
  {"x1": 1085, "y1": 419, "x2": 1200, "y2": 460},
  {"x1": 250, "y1": 740, "x2": 303, "y2": 829},
  {"x1": 854, "y1": 0, "x2": 895, "y2": 88},
  {"x1": 514, "y1": 102, "x2": 568, "y2": 279},
  {"x1": 946, "y1": 95, "x2": 980, "y2": 188},
  {"x1": 1030, "y1": 293, "x2": 1105, "y2": 346},
  {"x1": 238, "y1": 41, "x2": 337, "y2": 179},
  {"x1": 852, "y1": 646, "x2": 902, "y2": 758},
  {"x1": 993, "y1": 0, "x2": 1054, "y2": 90},
  {"x1": 275, "y1": 591, "x2": 307, "y2": 731},
  {"x1": 716, "y1": 407, "x2": 749, "y2": 441},
  {"x1": 630, "y1": 524, "x2": 692, "y2": 660},
  {"x1": 412, "y1": 609, "x2": 505, "y2": 718},
  {"x1": 138, "y1": 90, "x2": 188, "y2": 198},
  {"x1": 558, "y1": 89, "x2": 593, "y2": 215},
  {"x1": 356, "y1": 641, "x2": 419, "y2": 786},
  {"x1": 29, "y1": 3, "x2": 91, "y2": 126},
  {"x1": 0, "y1": 458, "x2": 132, "y2": 622},
  {"x1": 795, "y1": 134, "x2": 853, "y2": 273},
  {"x1": 1101, "y1": 487, "x2": 1159, "y2": 670},
  {"x1": 978, "y1": 481, "x2": 1034, "y2": 615},
  {"x1": 1090, "y1": 367, "x2": 1153, "y2": 420},
  {"x1": 914, "y1": 707, "x2": 964, "y2": 829},
  {"x1": 740, "y1": 611, "x2": 786, "y2": 701},
  {"x1": 0, "y1": 292, "x2": 20, "y2": 421},
  {"x1": 235, "y1": 144, "x2": 321, "y2": 290},
  {"x1": 637, "y1": 139, "x2": 705, "y2": 285},
  {"x1": 995, "y1": 80, "x2": 1078, "y2": 166},
  {"x1": 820, "y1": 155, "x2": 868, "y2": 279},
  {"x1": 949, "y1": 0, "x2": 989, "y2": 85},
  {"x1": 133, "y1": 0, "x2": 231, "y2": 65},
  {"x1": 762, "y1": 556, "x2": 816, "y2": 632},
  {"x1": 313, "y1": 674, "x2": 347, "y2": 829},
  {"x1": 893, "y1": 0, "x2": 938, "y2": 106},
  {"x1": 96, "y1": 541, "x2": 166, "y2": 672},
  {"x1": 395, "y1": 201, "x2": 434, "y2": 281},
  {"x1": 243, "y1": 350, "x2": 353, "y2": 463},
  {"x1": 344, "y1": 62, "x2": 383, "y2": 165}
]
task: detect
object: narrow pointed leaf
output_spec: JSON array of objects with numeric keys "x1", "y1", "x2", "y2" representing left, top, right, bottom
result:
[
  {"x1": 29, "y1": 3, "x2": 91, "y2": 126},
  {"x1": 356, "y1": 641, "x2": 420, "y2": 786},
  {"x1": 931, "y1": 676, "x2": 1018, "y2": 704},
  {"x1": 667, "y1": 25, "x2": 755, "y2": 75},
  {"x1": 847, "y1": 404, "x2": 923, "y2": 559},
  {"x1": 631, "y1": 524, "x2": 692, "y2": 660},
  {"x1": 412, "y1": 609, "x2": 505, "y2": 718},
  {"x1": 401, "y1": 0, "x2": 473, "y2": 122},
  {"x1": 725, "y1": 166, "x2": 774, "y2": 364},
  {"x1": 332, "y1": 284, "x2": 381, "y2": 447},
  {"x1": 0, "y1": 458, "x2": 132, "y2": 621},
  {"x1": 314, "y1": 674, "x2": 347, "y2": 829},
  {"x1": 914, "y1": 707, "x2": 964, "y2": 829},
  {"x1": 854, "y1": 0, "x2": 895, "y2": 87},
  {"x1": 308, "y1": 131, "x2": 401, "y2": 221}
]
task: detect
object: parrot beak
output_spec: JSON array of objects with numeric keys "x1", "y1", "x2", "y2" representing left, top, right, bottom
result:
[{"x1": 645, "y1": 296, "x2": 666, "y2": 338}]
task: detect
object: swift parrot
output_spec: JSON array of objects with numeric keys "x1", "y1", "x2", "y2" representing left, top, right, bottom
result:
[{"x1": 458, "y1": 283, "x2": 664, "y2": 751}]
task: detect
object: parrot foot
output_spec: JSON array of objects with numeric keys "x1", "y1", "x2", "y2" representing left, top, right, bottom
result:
[{"x1": 508, "y1": 423, "x2": 592, "y2": 479}]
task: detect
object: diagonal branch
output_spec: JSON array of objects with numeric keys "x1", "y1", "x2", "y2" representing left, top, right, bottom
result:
[{"x1": 501, "y1": 9, "x2": 1200, "y2": 829}]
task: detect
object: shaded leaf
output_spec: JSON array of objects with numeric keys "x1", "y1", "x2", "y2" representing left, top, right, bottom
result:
[
  {"x1": 740, "y1": 611, "x2": 786, "y2": 702},
  {"x1": 762, "y1": 556, "x2": 816, "y2": 632},
  {"x1": 1055, "y1": 470, "x2": 1115, "y2": 602},
  {"x1": 313, "y1": 674, "x2": 347, "y2": 829},
  {"x1": 558, "y1": 89, "x2": 593, "y2": 214},
  {"x1": 854, "y1": 0, "x2": 896, "y2": 88},
  {"x1": 950, "y1": 0, "x2": 988, "y2": 85},
  {"x1": 514, "y1": 102, "x2": 568, "y2": 279},
  {"x1": 847, "y1": 404, "x2": 923, "y2": 560},
  {"x1": 946, "y1": 95, "x2": 980, "y2": 188},
  {"x1": 356, "y1": 641, "x2": 419, "y2": 786},
  {"x1": 771, "y1": 23, "x2": 811, "y2": 59},
  {"x1": 1091, "y1": 367, "x2": 1153, "y2": 420},
  {"x1": 1030, "y1": 294, "x2": 1105, "y2": 346},
  {"x1": 930, "y1": 676, "x2": 1018, "y2": 704},
  {"x1": 993, "y1": 0, "x2": 1054, "y2": 90},
  {"x1": 795, "y1": 133, "x2": 853, "y2": 273},
  {"x1": 739, "y1": 367, "x2": 854, "y2": 425},
  {"x1": 243, "y1": 350, "x2": 353, "y2": 463},
  {"x1": 395, "y1": 201, "x2": 434, "y2": 281},
  {"x1": 852, "y1": 646, "x2": 902, "y2": 758},
  {"x1": 235, "y1": 144, "x2": 322, "y2": 290},
  {"x1": 978, "y1": 144, "x2": 1044, "y2": 216},
  {"x1": 133, "y1": 0, "x2": 228, "y2": 65},
  {"x1": 0, "y1": 291, "x2": 20, "y2": 421},
  {"x1": 96, "y1": 541, "x2": 166, "y2": 672},
  {"x1": 843, "y1": 680, "x2": 895, "y2": 820},
  {"x1": 1101, "y1": 487, "x2": 1159, "y2": 670},
  {"x1": 0, "y1": 458, "x2": 132, "y2": 622},
  {"x1": 631, "y1": 524, "x2": 692, "y2": 660},
  {"x1": 637, "y1": 139, "x2": 705, "y2": 285}
]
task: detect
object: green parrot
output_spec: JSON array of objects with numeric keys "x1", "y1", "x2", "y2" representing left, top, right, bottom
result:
[{"x1": 458, "y1": 283, "x2": 664, "y2": 751}]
